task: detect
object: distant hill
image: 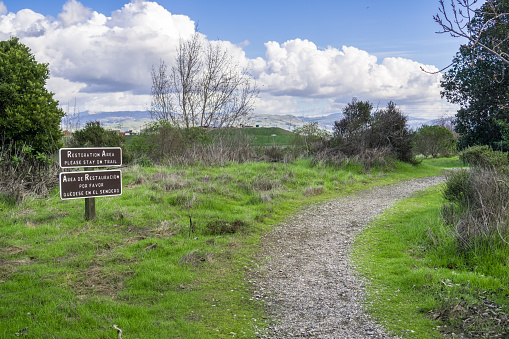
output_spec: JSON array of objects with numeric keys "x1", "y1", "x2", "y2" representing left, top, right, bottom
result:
[
  {"x1": 77, "y1": 110, "x2": 152, "y2": 131},
  {"x1": 74, "y1": 110, "x2": 435, "y2": 132}
]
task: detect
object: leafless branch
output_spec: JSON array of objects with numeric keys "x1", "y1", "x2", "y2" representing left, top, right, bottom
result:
[
  {"x1": 150, "y1": 33, "x2": 258, "y2": 128},
  {"x1": 434, "y1": 0, "x2": 509, "y2": 67}
]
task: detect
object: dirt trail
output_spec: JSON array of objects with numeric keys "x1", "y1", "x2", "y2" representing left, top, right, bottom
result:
[{"x1": 251, "y1": 176, "x2": 446, "y2": 338}]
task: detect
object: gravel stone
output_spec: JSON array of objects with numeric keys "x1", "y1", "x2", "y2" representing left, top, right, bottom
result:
[{"x1": 251, "y1": 176, "x2": 446, "y2": 338}]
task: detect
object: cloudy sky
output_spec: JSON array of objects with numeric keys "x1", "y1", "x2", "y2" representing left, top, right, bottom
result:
[{"x1": 0, "y1": 0, "x2": 463, "y2": 119}]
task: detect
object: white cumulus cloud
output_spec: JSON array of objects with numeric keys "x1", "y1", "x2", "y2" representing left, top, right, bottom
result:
[
  {"x1": 58, "y1": 0, "x2": 92, "y2": 27},
  {"x1": 0, "y1": 1, "x2": 201, "y2": 111},
  {"x1": 252, "y1": 39, "x2": 442, "y2": 104},
  {"x1": 0, "y1": 1, "x2": 454, "y2": 118}
]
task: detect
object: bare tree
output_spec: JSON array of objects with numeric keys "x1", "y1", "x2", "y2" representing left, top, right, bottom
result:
[
  {"x1": 150, "y1": 60, "x2": 174, "y2": 122},
  {"x1": 150, "y1": 33, "x2": 258, "y2": 128},
  {"x1": 433, "y1": 0, "x2": 509, "y2": 68},
  {"x1": 62, "y1": 98, "x2": 81, "y2": 133}
]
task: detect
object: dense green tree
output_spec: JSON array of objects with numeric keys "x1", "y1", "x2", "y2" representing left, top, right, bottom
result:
[
  {"x1": 0, "y1": 37, "x2": 64, "y2": 153},
  {"x1": 333, "y1": 98, "x2": 373, "y2": 139},
  {"x1": 332, "y1": 99, "x2": 415, "y2": 163},
  {"x1": 370, "y1": 101, "x2": 414, "y2": 163},
  {"x1": 440, "y1": 0, "x2": 509, "y2": 149},
  {"x1": 69, "y1": 121, "x2": 124, "y2": 148},
  {"x1": 413, "y1": 125, "x2": 457, "y2": 158}
]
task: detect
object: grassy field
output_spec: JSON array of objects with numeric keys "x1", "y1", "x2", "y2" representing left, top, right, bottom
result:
[
  {"x1": 0, "y1": 157, "x2": 461, "y2": 338},
  {"x1": 353, "y1": 166, "x2": 509, "y2": 338},
  {"x1": 240, "y1": 127, "x2": 295, "y2": 147}
]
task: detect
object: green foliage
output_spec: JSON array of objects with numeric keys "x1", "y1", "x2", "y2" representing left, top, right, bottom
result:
[
  {"x1": 371, "y1": 102, "x2": 415, "y2": 163},
  {"x1": 0, "y1": 37, "x2": 64, "y2": 154},
  {"x1": 441, "y1": 0, "x2": 509, "y2": 149},
  {"x1": 333, "y1": 98, "x2": 373, "y2": 146},
  {"x1": 69, "y1": 121, "x2": 130, "y2": 163},
  {"x1": 413, "y1": 125, "x2": 457, "y2": 158},
  {"x1": 70, "y1": 121, "x2": 125, "y2": 148},
  {"x1": 332, "y1": 99, "x2": 416, "y2": 164},
  {"x1": 495, "y1": 118, "x2": 509, "y2": 151},
  {"x1": 292, "y1": 122, "x2": 330, "y2": 154},
  {"x1": 459, "y1": 145, "x2": 508, "y2": 168},
  {"x1": 443, "y1": 168, "x2": 472, "y2": 206}
]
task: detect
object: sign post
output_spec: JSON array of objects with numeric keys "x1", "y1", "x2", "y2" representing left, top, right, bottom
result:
[
  {"x1": 59, "y1": 148, "x2": 122, "y2": 220},
  {"x1": 85, "y1": 194, "x2": 95, "y2": 221}
]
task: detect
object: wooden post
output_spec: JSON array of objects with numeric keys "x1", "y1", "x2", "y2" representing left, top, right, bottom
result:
[
  {"x1": 85, "y1": 197, "x2": 96, "y2": 221},
  {"x1": 84, "y1": 167, "x2": 95, "y2": 221}
]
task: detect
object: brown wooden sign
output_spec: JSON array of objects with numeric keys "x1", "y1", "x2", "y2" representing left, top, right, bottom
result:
[
  {"x1": 59, "y1": 147, "x2": 122, "y2": 168},
  {"x1": 60, "y1": 170, "x2": 122, "y2": 200}
]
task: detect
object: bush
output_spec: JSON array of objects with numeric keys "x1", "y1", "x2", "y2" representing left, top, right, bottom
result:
[
  {"x1": 69, "y1": 121, "x2": 125, "y2": 148},
  {"x1": 292, "y1": 122, "x2": 330, "y2": 155},
  {"x1": 459, "y1": 145, "x2": 508, "y2": 168},
  {"x1": 413, "y1": 125, "x2": 457, "y2": 158},
  {"x1": 0, "y1": 142, "x2": 59, "y2": 204},
  {"x1": 443, "y1": 167, "x2": 509, "y2": 250},
  {"x1": 68, "y1": 121, "x2": 132, "y2": 163},
  {"x1": 0, "y1": 38, "x2": 64, "y2": 154},
  {"x1": 331, "y1": 99, "x2": 416, "y2": 164},
  {"x1": 443, "y1": 169, "x2": 473, "y2": 206}
]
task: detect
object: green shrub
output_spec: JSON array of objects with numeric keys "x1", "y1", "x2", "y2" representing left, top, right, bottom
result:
[
  {"x1": 443, "y1": 169, "x2": 473, "y2": 206},
  {"x1": 69, "y1": 121, "x2": 125, "y2": 148},
  {"x1": 331, "y1": 99, "x2": 416, "y2": 164},
  {"x1": 443, "y1": 167, "x2": 509, "y2": 250},
  {"x1": 69, "y1": 121, "x2": 131, "y2": 163},
  {"x1": 459, "y1": 145, "x2": 508, "y2": 168}
]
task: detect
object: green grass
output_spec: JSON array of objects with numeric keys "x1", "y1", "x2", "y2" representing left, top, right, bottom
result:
[
  {"x1": 0, "y1": 157, "x2": 461, "y2": 338},
  {"x1": 240, "y1": 127, "x2": 295, "y2": 146},
  {"x1": 353, "y1": 178, "x2": 509, "y2": 338}
]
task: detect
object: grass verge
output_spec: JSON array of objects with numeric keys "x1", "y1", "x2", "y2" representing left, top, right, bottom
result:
[
  {"x1": 1, "y1": 157, "x2": 461, "y2": 338},
  {"x1": 353, "y1": 181, "x2": 509, "y2": 338}
]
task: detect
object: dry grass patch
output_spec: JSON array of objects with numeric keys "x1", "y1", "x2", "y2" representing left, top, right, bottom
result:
[
  {"x1": 180, "y1": 250, "x2": 215, "y2": 267},
  {"x1": 1, "y1": 245, "x2": 27, "y2": 255},
  {"x1": 205, "y1": 220, "x2": 247, "y2": 235},
  {"x1": 71, "y1": 265, "x2": 134, "y2": 298},
  {"x1": 304, "y1": 186, "x2": 324, "y2": 197}
]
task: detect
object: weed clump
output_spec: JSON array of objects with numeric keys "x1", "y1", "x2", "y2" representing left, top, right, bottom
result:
[
  {"x1": 304, "y1": 186, "x2": 324, "y2": 197},
  {"x1": 204, "y1": 220, "x2": 247, "y2": 235},
  {"x1": 0, "y1": 142, "x2": 59, "y2": 204},
  {"x1": 443, "y1": 167, "x2": 509, "y2": 250},
  {"x1": 179, "y1": 249, "x2": 214, "y2": 266}
]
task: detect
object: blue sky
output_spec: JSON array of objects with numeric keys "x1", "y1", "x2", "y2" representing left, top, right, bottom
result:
[{"x1": 0, "y1": 0, "x2": 462, "y2": 120}]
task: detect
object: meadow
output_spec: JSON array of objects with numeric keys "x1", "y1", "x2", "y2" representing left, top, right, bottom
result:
[{"x1": 0, "y1": 156, "x2": 457, "y2": 338}]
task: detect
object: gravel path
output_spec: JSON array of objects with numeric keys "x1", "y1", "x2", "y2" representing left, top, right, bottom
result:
[{"x1": 250, "y1": 176, "x2": 446, "y2": 338}]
